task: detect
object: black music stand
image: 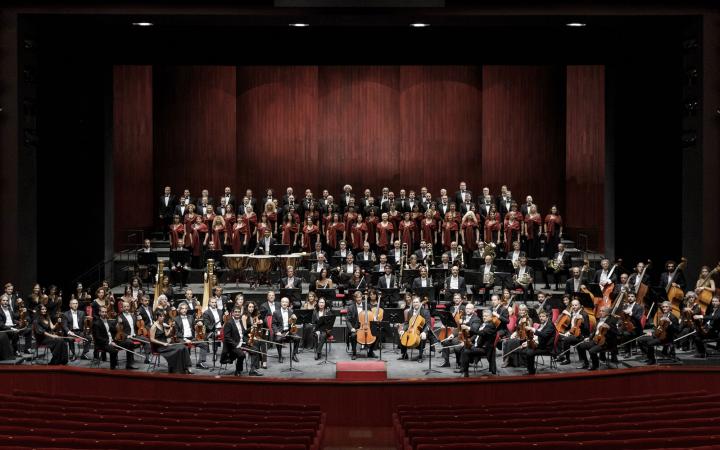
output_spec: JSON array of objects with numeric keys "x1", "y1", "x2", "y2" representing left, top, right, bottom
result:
[
  {"x1": 401, "y1": 269, "x2": 419, "y2": 289},
  {"x1": 527, "y1": 259, "x2": 546, "y2": 286},
  {"x1": 370, "y1": 321, "x2": 392, "y2": 362},
  {"x1": 586, "y1": 283, "x2": 603, "y2": 299},
  {"x1": 356, "y1": 260, "x2": 372, "y2": 272},
  {"x1": 272, "y1": 244, "x2": 290, "y2": 256},
  {"x1": 316, "y1": 314, "x2": 336, "y2": 365},
  {"x1": 429, "y1": 268, "x2": 449, "y2": 285},
  {"x1": 315, "y1": 288, "x2": 337, "y2": 304},
  {"x1": 494, "y1": 272, "x2": 513, "y2": 291},
  {"x1": 331, "y1": 256, "x2": 345, "y2": 268},
  {"x1": 137, "y1": 252, "x2": 158, "y2": 279},
  {"x1": 413, "y1": 286, "x2": 436, "y2": 304},
  {"x1": 379, "y1": 288, "x2": 400, "y2": 308},
  {"x1": 494, "y1": 259, "x2": 515, "y2": 274},
  {"x1": 546, "y1": 295, "x2": 566, "y2": 311},
  {"x1": 280, "y1": 288, "x2": 302, "y2": 309},
  {"x1": 384, "y1": 308, "x2": 405, "y2": 353},
  {"x1": 205, "y1": 250, "x2": 223, "y2": 267},
  {"x1": 169, "y1": 250, "x2": 190, "y2": 287},
  {"x1": 424, "y1": 327, "x2": 442, "y2": 375},
  {"x1": 370, "y1": 270, "x2": 384, "y2": 286},
  {"x1": 470, "y1": 256, "x2": 484, "y2": 270}
]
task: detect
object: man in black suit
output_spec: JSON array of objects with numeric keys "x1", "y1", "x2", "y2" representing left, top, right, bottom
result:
[
  {"x1": 173, "y1": 302, "x2": 209, "y2": 369},
  {"x1": 496, "y1": 188, "x2": 513, "y2": 221},
  {"x1": 398, "y1": 296, "x2": 431, "y2": 362},
  {"x1": 693, "y1": 296, "x2": 720, "y2": 357},
  {"x1": 459, "y1": 194, "x2": 475, "y2": 215},
  {"x1": 333, "y1": 240, "x2": 351, "y2": 261},
  {"x1": 437, "y1": 195, "x2": 451, "y2": 217},
  {"x1": 300, "y1": 190, "x2": 315, "y2": 216},
  {"x1": 177, "y1": 189, "x2": 193, "y2": 209},
  {"x1": 158, "y1": 186, "x2": 177, "y2": 238},
  {"x1": 628, "y1": 261, "x2": 651, "y2": 294},
  {"x1": 364, "y1": 197, "x2": 380, "y2": 218},
  {"x1": 254, "y1": 229, "x2": 277, "y2": 255},
  {"x1": 457, "y1": 308, "x2": 496, "y2": 377},
  {"x1": 578, "y1": 306, "x2": 621, "y2": 370},
  {"x1": 221, "y1": 307, "x2": 253, "y2": 376},
  {"x1": 519, "y1": 195, "x2": 535, "y2": 218},
  {"x1": 411, "y1": 265, "x2": 433, "y2": 291},
  {"x1": 593, "y1": 258, "x2": 620, "y2": 292},
  {"x1": 444, "y1": 265, "x2": 467, "y2": 299},
  {"x1": 311, "y1": 254, "x2": 330, "y2": 274},
  {"x1": 659, "y1": 260, "x2": 687, "y2": 292},
  {"x1": 521, "y1": 310, "x2": 556, "y2": 375},
  {"x1": 454, "y1": 181, "x2": 472, "y2": 208},
  {"x1": 339, "y1": 185, "x2": 355, "y2": 213},
  {"x1": 281, "y1": 187, "x2": 294, "y2": 207},
  {"x1": 618, "y1": 292, "x2": 645, "y2": 356},
  {"x1": 490, "y1": 294, "x2": 510, "y2": 339},
  {"x1": 220, "y1": 186, "x2": 236, "y2": 210},
  {"x1": 345, "y1": 291, "x2": 377, "y2": 359},
  {"x1": 271, "y1": 297, "x2": 299, "y2": 363},
  {"x1": 197, "y1": 195, "x2": 212, "y2": 216},
  {"x1": 371, "y1": 254, "x2": 388, "y2": 273},
  {"x1": 259, "y1": 291, "x2": 280, "y2": 323},
  {"x1": 557, "y1": 299, "x2": 590, "y2": 365},
  {"x1": 440, "y1": 298, "x2": 470, "y2": 368},
  {"x1": 244, "y1": 189, "x2": 257, "y2": 212},
  {"x1": 309, "y1": 241, "x2": 326, "y2": 261},
  {"x1": 3, "y1": 283, "x2": 19, "y2": 315},
  {"x1": 477, "y1": 255, "x2": 497, "y2": 303},
  {"x1": 279, "y1": 265, "x2": 302, "y2": 289},
  {"x1": 91, "y1": 306, "x2": 123, "y2": 370},
  {"x1": 377, "y1": 264, "x2": 397, "y2": 290},
  {"x1": 513, "y1": 256, "x2": 535, "y2": 301},
  {"x1": 0, "y1": 294, "x2": 27, "y2": 356},
  {"x1": 565, "y1": 266, "x2": 587, "y2": 295},
  {"x1": 116, "y1": 300, "x2": 143, "y2": 369},
  {"x1": 202, "y1": 296, "x2": 225, "y2": 359},
  {"x1": 62, "y1": 298, "x2": 90, "y2": 360},
  {"x1": 548, "y1": 243, "x2": 572, "y2": 290}
]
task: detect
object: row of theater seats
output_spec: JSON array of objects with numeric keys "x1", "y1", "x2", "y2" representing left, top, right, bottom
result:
[
  {"x1": 393, "y1": 390, "x2": 720, "y2": 450},
  {"x1": 0, "y1": 391, "x2": 325, "y2": 449}
]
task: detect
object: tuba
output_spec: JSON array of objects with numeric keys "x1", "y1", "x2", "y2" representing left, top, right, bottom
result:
[{"x1": 482, "y1": 242, "x2": 496, "y2": 259}]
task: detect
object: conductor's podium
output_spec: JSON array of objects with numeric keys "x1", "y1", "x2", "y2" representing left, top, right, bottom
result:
[{"x1": 336, "y1": 361, "x2": 387, "y2": 381}]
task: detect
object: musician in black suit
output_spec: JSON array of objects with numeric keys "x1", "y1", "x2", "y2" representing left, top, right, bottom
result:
[
  {"x1": 158, "y1": 186, "x2": 177, "y2": 238},
  {"x1": 254, "y1": 229, "x2": 277, "y2": 255},
  {"x1": 618, "y1": 292, "x2": 645, "y2": 356},
  {"x1": 454, "y1": 182, "x2": 472, "y2": 208},
  {"x1": 443, "y1": 265, "x2": 467, "y2": 296},
  {"x1": 271, "y1": 297, "x2": 299, "y2": 363},
  {"x1": 398, "y1": 296, "x2": 431, "y2": 362},
  {"x1": 279, "y1": 265, "x2": 302, "y2": 289},
  {"x1": 490, "y1": 294, "x2": 510, "y2": 339},
  {"x1": 258, "y1": 291, "x2": 280, "y2": 323},
  {"x1": 220, "y1": 186, "x2": 237, "y2": 210},
  {"x1": 477, "y1": 255, "x2": 497, "y2": 303},
  {"x1": 91, "y1": 306, "x2": 123, "y2": 370},
  {"x1": 693, "y1": 296, "x2": 720, "y2": 357},
  {"x1": 557, "y1": 299, "x2": 590, "y2": 365},
  {"x1": 565, "y1": 267, "x2": 588, "y2": 295},
  {"x1": 0, "y1": 295, "x2": 26, "y2": 356},
  {"x1": 339, "y1": 185, "x2": 355, "y2": 213},
  {"x1": 513, "y1": 257, "x2": 535, "y2": 301},
  {"x1": 345, "y1": 291, "x2": 377, "y2": 359},
  {"x1": 311, "y1": 298, "x2": 334, "y2": 360},
  {"x1": 376, "y1": 264, "x2": 397, "y2": 290},
  {"x1": 659, "y1": 260, "x2": 687, "y2": 292},
  {"x1": 458, "y1": 308, "x2": 497, "y2": 377},
  {"x1": 440, "y1": 295, "x2": 469, "y2": 367},
  {"x1": 521, "y1": 310, "x2": 556, "y2": 375},
  {"x1": 333, "y1": 240, "x2": 352, "y2": 261},
  {"x1": 627, "y1": 261, "x2": 651, "y2": 294},
  {"x1": 593, "y1": 258, "x2": 619, "y2": 288},
  {"x1": 173, "y1": 302, "x2": 209, "y2": 369},
  {"x1": 548, "y1": 243, "x2": 572, "y2": 290},
  {"x1": 62, "y1": 298, "x2": 90, "y2": 359},
  {"x1": 356, "y1": 242, "x2": 376, "y2": 264},
  {"x1": 220, "y1": 307, "x2": 248, "y2": 376},
  {"x1": 414, "y1": 240, "x2": 433, "y2": 266},
  {"x1": 116, "y1": 301, "x2": 142, "y2": 369},
  {"x1": 411, "y1": 266, "x2": 433, "y2": 291},
  {"x1": 577, "y1": 306, "x2": 621, "y2": 370}
]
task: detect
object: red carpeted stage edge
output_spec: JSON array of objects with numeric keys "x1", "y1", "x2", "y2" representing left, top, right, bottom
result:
[{"x1": 0, "y1": 365, "x2": 717, "y2": 427}]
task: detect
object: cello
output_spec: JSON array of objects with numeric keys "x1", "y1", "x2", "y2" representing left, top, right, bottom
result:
[
  {"x1": 356, "y1": 294, "x2": 376, "y2": 346},
  {"x1": 598, "y1": 259, "x2": 621, "y2": 316},
  {"x1": 634, "y1": 260, "x2": 652, "y2": 313},
  {"x1": 666, "y1": 257, "x2": 687, "y2": 318},
  {"x1": 696, "y1": 262, "x2": 720, "y2": 311},
  {"x1": 400, "y1": 308, "x2": 425, "y2": 349}
]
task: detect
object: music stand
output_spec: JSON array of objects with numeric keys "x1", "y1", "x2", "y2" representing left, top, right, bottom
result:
[
  {"x1": 331, "y1": 256, "x2": 345, "y2": 268},
  {"x1": 383, "y1": 308, "x2": 405, "y2": 353},
  {"x1": 401, "y1": 269, "x2": 419, "y2": 289},
  {"x1": 546, "y1": 295, "x2": 566, "y2": 310},
  {"x1": 315, "y1": 288, "x2": 337, "y2": 304},
  {"x1": 316, "y1": 314, "x2": 336, "y2": 365},
  {"x1": 586, "y1": 283, "x2": 603, "y2": 299},
  {"x1": 424, "y1": 327, "x2": 442, "y2": 375},
  {"x1": 137, "y1": 251, "x2": 158, "y2": 267},
  {"x1": 379, "y1": 288, "x2": 400, "y2": 308},
  {"x1": 205, "y1": 250, "x2": 223, "y2": 268},
  {"x1": 272, "y1": 244, "x2": 290, "y2": 256},
  {"x1": 281, "y1": 310, "x2": 310, "y2": 374},
  {"x1": 494, "y1": 272, "x2": 513, "y2": 291},
  {"x1": 429, "y1": 268, "x2": 449, "y2": 285},
  {"x1": 370, "y1": 321, "x2": 393, "y2": 362},
  {"x1": 280, "y1": 288, "x2": 302, "y2": 309},
  {"x1": 413, "y1": 286, "x2": 435, "y2": 303},
  {"x1": 169, "y1": 250, "x2": 190, "y2": 287},
  {"x1": 471, "y1": 256, "x2": 484, "y2": 270},
  {"x1": 494, "y1": 259, "x2": 515, "y2": 274},
  {"x1": 527, "y1": 259, "x2": 546, "y2": 285},
  {"x1": 356, "y1": 259, "x2": 372, "y2": 272}
]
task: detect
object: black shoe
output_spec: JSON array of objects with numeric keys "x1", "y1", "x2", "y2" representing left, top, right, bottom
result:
[
  {"x1": 315, "y1": 354, "x2": 321, "y2": 360},
  {"x1": 196, "y1": 362, "x2": 209, "y2": 369},
  {"x1": 463, "y1": 372, "x2": 469, "y2": 378},
  {"x1": 351, "y1": 354, "x2": 357, "y2": 360},
  {"x1": 249, "y1": 370, "x2": 263, "y2": 376},
  {"x1": 278, "y1": 357, "x2": 284, "y2": 363},
  {"x1": 439, "y1": 362, "x2": 451, "y2": 368},
  {"x1": 588, "y1": 366, "x2": 598, "y2": 371},
  {"x1": 576, "y1": 363, "x2": 589, "y2": 370},
  {"x1": 398, "y1": 354, "x2": 408, "y2": 360},
  {"x1": 693, "y1": 353, "x2": 707, "y2": 358},
  {"x1": 292, "y1": 355, "x2": 300, "y2": 363},
  {"x1": 367, "y1": 352, "x2": 376, "y2": 358},
  {"x1": 126, "y1": 365, "x2": 138, "y2": 370},
  {"x1": 559, "y1": 360, "x2": 571, "y2": 366}
]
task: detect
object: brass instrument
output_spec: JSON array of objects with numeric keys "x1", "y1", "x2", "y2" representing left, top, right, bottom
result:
[
  {"x1": 512, "y1": 259, "x2": 520, "y2": 270},
  {"x1": 154, "y1": 259, "x2": 166, "y2": 300},
  {"x1": 482, "y1": 242, "x2": 496, "y2": 259},
  {"x1": 517, "y1": 272, "x2": 532, "y2": 288},
  {"x1": 399, "y1": 243, "x2": 407, "y2": 283},
  {"x1": 457, "y1": 245, "x2": 464, "y2": 268},
  {"x1": 548, "y1": 258, "x2": 564, "y2": 272},
  {"x1": 483, "y1": 271, "x2": 495, "y2": 285},
  {"x1": 201, "y1": 259, "x2": 215, "y2": 312}
]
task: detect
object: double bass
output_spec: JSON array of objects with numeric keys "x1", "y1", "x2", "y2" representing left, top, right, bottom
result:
[
  {"x1": 696, "y1": 262, "x2": 720, "y2": 310},
  {"x1": 634, "y1": 260, "x2": 652, "y2": 311},
  {"x1": 598, "y1": 259, "x2": 621, "y2": 316},
  {"x1": 356, "y1": 294, "x2": 376, "y2": 346},
  {"x1": 665, "y1": 258, "x2": 687, "y2": 318}
]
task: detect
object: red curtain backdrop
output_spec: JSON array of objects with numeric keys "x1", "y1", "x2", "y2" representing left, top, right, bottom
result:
[
  {"x1": 481, "y1": 65, "x2": 566, "y2": 213},
  {"x1": 566, "y1": 65, "x2": 606, "y2": 250},
  {"x1": 112, "y1": 64, "x2": 604, "y2": 250},
  {"x1": 113, "y1": 65, "x2": 153, "y2": 249}
]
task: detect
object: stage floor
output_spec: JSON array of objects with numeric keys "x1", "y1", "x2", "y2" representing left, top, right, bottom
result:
[{"x1": 23, "y1": 339, "x2": 719, "y2": 380}]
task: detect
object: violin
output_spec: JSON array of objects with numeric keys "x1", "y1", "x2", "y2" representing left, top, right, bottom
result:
[
  {"x1": 135, "y1": 316, "x2": 148, "y2": 338},
  {"x1": 194, "y1": 318, "x2": 206, "y2": 341},
  {"x1": 569, "y1": 314, "x2": 584, "y2": 337},
  {"x1": 114, "y1": 320, "x2": 126, "y2": 342},
  {"x1": 516, "y1": 316, "x2": 537, "y2": 349},
  {"x1": 289, "y1": 314, "x2": 298, "y2": 334},
  {"x1": 593, "y1": 321, "x2": 609, "y2": 346}
]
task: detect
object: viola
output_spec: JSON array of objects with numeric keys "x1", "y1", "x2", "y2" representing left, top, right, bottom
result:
[
  {"x1": 194, "y1": 320, "x2": 206, "y2": 341},
  {"x1": 593, "y1": 321, "x2": 609, "y2": 346},
  {"x1": 135, "y1": 316, "x2": 148, "y2": 337}
]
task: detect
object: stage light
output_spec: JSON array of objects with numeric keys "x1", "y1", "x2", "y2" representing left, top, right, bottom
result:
[
  {"x1": 566, "y1": 22, "x2": 586, "y2": 27},
  {"x1": 132, "y1": 22, "x2": 153, "y2": 27},
  {"x1": 410, "y1": 23, "x2": 430, "y2": 28},
  {"x1": 289, "y1": 23, "x2": 310, "y2": 27}
]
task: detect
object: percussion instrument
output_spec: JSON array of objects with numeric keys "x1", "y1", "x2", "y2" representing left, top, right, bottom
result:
[
  {"x1": 223, "y1": 253, "x2": 251, "y2": 285},
  {"x1": 249, "y1": 255, "x2": 276, "y2": 287},
  {"x1": 278, "y1": 253, "x2": 304, "y2": 273}
]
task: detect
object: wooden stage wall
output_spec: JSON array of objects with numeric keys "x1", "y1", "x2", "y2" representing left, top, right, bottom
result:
[{"x1": 113, "y1": 65, "x2": 605, "y2": 250}]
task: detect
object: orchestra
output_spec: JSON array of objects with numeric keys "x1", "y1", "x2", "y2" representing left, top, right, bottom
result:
[{"x1": 4, "y1": 182, "x2": 719, "y2": 382}]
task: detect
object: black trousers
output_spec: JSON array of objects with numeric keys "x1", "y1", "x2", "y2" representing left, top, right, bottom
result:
[
  {"x1": 348, "y1": 331, "x2": 377, "y2": 355},
  {"x1": 638, "y1": 335, "x2": 665, "y2": 363},
  {"x1": 315, "y1": 331, "x2": 329, "y2": 356},
  {"x1": 576, "y1": 339, "x2": 606, "y2": 368},
  {"x1": 559, "y1": 335, "x2": 583, "y2": 361},
  {"x1": 694, "y1": 330, "x2": 719, "y2": 355},
  {"x1": 522, "y1": 347, "x2": 550, "y2": 374},
  {"x1": 67, "y1": 328, "x2": 90, "y2": 356},
  {"x1": 275, "y1": 333, "x2": 299, "y2": 358},
  {"x1": 460, "y1": 346, "x2": 493, "y2": 374}
]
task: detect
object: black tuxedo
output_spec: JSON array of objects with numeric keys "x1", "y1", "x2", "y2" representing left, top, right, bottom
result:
[
  {"x1": 411, "y1": 277, "x2": 433, "y2": 291},
  {"x1": 377, "y1": 274, "x2": 397, "y2": 290},
  {"x1": 92, "y1": 318, "x2": 135, "y2": 369},
  {"x1": 158, "y1": 194, "x2": 177, "y2": 219},
  {"x1": 259, "y1": 301, "x2": 280, "y2": 322},
  {"x1": 659, "y1": 271, "x2": 687, "y2": 292},
  {"x1": 520, "y1": 203, "x2": 535, "y2": 218},
  {"x1": 565, "y1": 277, "x2": 586, "y2": 295},
  {"x1": 460, "y1": 318, "x2": 497, "y2": 374},
  {"x1": 254, "y1": 237, "x2": 277, "y2": 255},
  {"x1": 339, "y1": 193, "x2": 355, "y2": 213},
  {"x1": 201, "y1": 308, "x2": 224, "y2": 333},
  {"x1": 220, "y1": 318, "x2": 247, "y2": 372},
  {"x1": 459, "y1": 202, "x2": 475, "y2": 215},
  {"x1": 271, "y1": 308, "x2": 298, "y2": 359},
  {"x1": 437, "y1": 203, "x2": 450, "y2": 217},
  {"x1": 220, "y1": 194, "x2": 237, "y2": 209},
  {"x1": 174, "y1": 204, "x2": 189, "y2": 219},
  {"x1": 444, "y1": 275, "x2": 467, "y2": 292},
  {"x1": 280, "y1": 276, "x2": 302, "y2": 289},
  {"x1": 137, "y1": 306, "x2": 154, "y2": 327},
  {"x1": 455, "y1": 190, "x2": 473, "y2": 207},
  {"x1": 496, "y1": 196, "x2": 513, "y2": 218},
  {"x1": 628, "y1": 273, "x2": 651, "y2": 293},
  {"x1": 594, "y1": 269, "x2": 619, "y2": 285},
  {"x1": 62, "y1": 309, "x2": 86, "y2": 332}
]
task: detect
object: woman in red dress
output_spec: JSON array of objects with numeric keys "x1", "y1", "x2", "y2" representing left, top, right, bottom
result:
[
  {"x1": 543, "y1": 205, "x2": 563, "y2": 258},
  {"x1": 484, "y1": 206, "x2": 502, "y2": 245},
  {"x1": 223, "y1": 204, "x2": 236, "y2": 229},
  {"x1": 523, "y1": 204, "x2": 542, "y2": 258},
  {"x1": 203, "y1": 205, "x2": 216, "y2": 229},
  {"x1": 255, "y1": 213, "x2": 271, "y2": 244},
  {"x1": 169, "y1": 215, "x2": 185, "y2": 250},
  {"x1": 322, "y1": 204, "x2": 337, "y2": 236},
  {"x1": 397, "y1": 212, "x2": 415, "y2": 253},
  {"x1": 281, "y1": 212, "x2": 299, "y2": 250},
  {"x1": 301, "y1": 217, "x2": 320, "y2": 252},
  {"x1": 442, "y1": 204, "x2": 460, "y2": 251},
  {"x1": 304, "y1": 203, "x2": 320, "y2": 226},
  {"x1": 207, "y1": 216, "x2": 226, "y2": 250},
  {"x1": 188, "y1": 215, "x2": 208, "y2": 268},
  {"x1": 503, "y1": 211, "x2": 521, "y2": 254},
  {"x1": 184, "y1": 204, "x2": 198, "y2": 235},
  {"x1": 240, "y1": 205, "x2": 258, "y2": 245},
  {"x1": 343, "y1": 206, "x2": 358, "y2": 234},
  {"x1": 375, "y1": 213, "x2": 394, "y2": 254},
  {"x1": 365, "y1": 209, "x2": 379, "y2": 249},
  {"x1": 349, "y1": 213, "x2": 367, "y2": 252},
  {"x1": 387, "y1": 203, "x2": 401, "y2": 230},
  {"x1": 231, "y1": 215, "x2": 250, "y2": 254},
  {"x1": 325, "y1": 213, "x2": 345, "y2": 251},
  {"x1": 460, "y1": 210, "x2": 480, "y2": 252},
  {"x1": 420, "y1": 210, "x2": 438, "y2": 248},
  {"x1": 264, "y1": 201, "x2": 278, "y2": 236}
]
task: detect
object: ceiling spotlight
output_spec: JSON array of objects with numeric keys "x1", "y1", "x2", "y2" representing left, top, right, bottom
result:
[
  {"x1": 289, "y1": 23, "x2": 309, "y2": 27},
  {"x1": 410, "y1": 23, "x2": 430, "y2": 28},
  {"x1": 566, "y1": 22, "x2": 586, "y2": 27},
  {"x1": 132, "y1": 22, "x2": 153, "y2": 27}
]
